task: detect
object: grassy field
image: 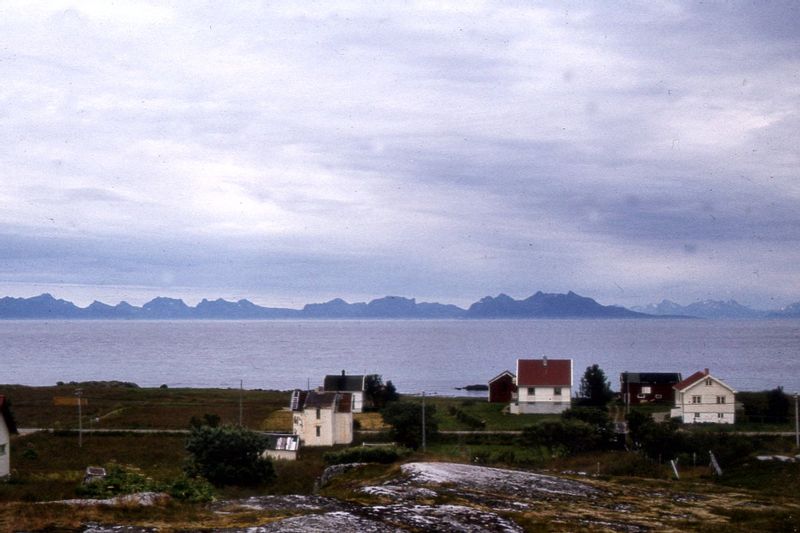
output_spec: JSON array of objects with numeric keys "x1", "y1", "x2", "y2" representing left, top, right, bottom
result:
[{"x1": 1, "y1": 384, "x2": 290, "y2": 430}]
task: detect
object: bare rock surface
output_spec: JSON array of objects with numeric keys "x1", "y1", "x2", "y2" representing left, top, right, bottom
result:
[
  {"x1": 54, "y1": 492, "x2": 170, "y2": 507},
  {"x1": 218, "y1": 511, "x2": 400, "y2": 533},
  {"x1": 359, "y1": 503, "x2": 523, "y2": 533},
  {"x1": 210, "y1": 494, "x2": 347, "y2": 514},
  {"x1": 358, "y1": 484, "x2": 438, "y2": 500},
  {"x1": 400, "y1": 461, "x2": 601, "y2": 499}
]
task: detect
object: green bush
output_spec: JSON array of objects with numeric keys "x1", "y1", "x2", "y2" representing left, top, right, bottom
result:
[
  {"x1": 76, "y1": 463, "x2": 214, "y2": 502},
  {"x1": 519, "y1": 419, "x2": 601, "y2": 454},
  {"x1": 323, "y1": 445, "x2": 408, "y2": 465},
  {"x1": 166, "y1": 474, "x2": 215, "y2": 502},
  {"x1": 381, "y1": 401, "x2": 438, "y2": 449},
  {"x1": 185, "y1": 425, "x2": 275, "y2": 486}
]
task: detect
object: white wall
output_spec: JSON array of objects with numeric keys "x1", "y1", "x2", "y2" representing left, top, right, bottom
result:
[
  {"x1": 0, "y1": 419, "x2": 9, "y2": 478},
  {"x1": 293, "y1": 407, "x2": 353, "y2": 447},
  {"x1": 517, "y1": 385, "x2": 571, "y2": 404},
  {"x1": 672, "y1": 378, "x2": 735, "y2": 424}
]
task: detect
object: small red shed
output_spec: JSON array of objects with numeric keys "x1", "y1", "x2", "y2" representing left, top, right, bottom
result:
[{"x1": 488, "y1": 370, "x2": 516, "y2": 403}]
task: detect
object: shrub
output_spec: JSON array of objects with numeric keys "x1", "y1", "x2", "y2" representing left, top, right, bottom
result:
[
  {"x1": 75, "y1": 463, "x2": 214, "y2": 502},
  {"x1": 381, "y1": 401, "x2": 438, "y2": 449},
  {"x1": 166, "y1": 474, "x2": 215, "y2": 502},
  {"x1": 323, "y1": 445, "x2": 408, "y2": 465},
  {"x1": 519, "y1": 419, "x2": 601, "y2": 454},
  {"x1": 185, "y1": 425, "x2": 275, "y2": 486}
]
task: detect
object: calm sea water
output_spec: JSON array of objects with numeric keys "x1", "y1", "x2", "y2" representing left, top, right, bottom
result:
[{"x1": 1, "y1": 320, "x2": 799, "y2": 395}]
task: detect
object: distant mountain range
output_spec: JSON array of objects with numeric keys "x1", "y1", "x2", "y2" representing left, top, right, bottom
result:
[
  {"x1": 1, "y1": 292, "x2": 798, "y2": 320},
  {"x1": 631, "y1": 299, "x2": 800, "y2": 319}
]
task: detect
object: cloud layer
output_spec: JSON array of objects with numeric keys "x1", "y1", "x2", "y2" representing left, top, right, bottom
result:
[{"x1": 1, "y1": 1, "x2": 799, "y2": 307}]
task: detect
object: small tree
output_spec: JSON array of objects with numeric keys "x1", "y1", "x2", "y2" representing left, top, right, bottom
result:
[
  {"x1": 381, "y1": 401, "x2": 438, "y2": 449},
  {"x1": 185, "y1": 425, "x2": 274, "y2": 486},
  {"x1": 579, "y1": 364, "x2": 614, "y2": 407},
  {"x1": 766, "y1": 386, "x2": 790, "y2": 423},
  {"x1": 364, "y1": 376, "x2": 400, "y2": 410}
]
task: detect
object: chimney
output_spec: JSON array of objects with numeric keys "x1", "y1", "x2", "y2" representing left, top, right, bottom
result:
[
  {"x1": 542, "y1": 356, "x2": 547, "y2": 367},
  {"x1": 342, "y1": 369, "x2": 346, "y2": 376},
  {"x1": 704, "y1": 368, "x2": 709, "y2": 375}
]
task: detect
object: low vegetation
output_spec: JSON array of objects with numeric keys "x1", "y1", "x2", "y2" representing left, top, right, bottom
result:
[
  {"x1": 1, "y1": 384, "x2": 799, "y2": 531},
  {"x1": 323, "y1": 445, "x2": 409, "y2": 466},
  {"x1": 184, "y1": 425, "x2": 275, "y2": 486}
]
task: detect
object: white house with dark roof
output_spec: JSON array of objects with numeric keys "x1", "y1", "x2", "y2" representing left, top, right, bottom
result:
[
  {"x1": 322, "y1": 371, "x2": 379, "y2": 413},
  {"x1": 1, "y1": 396, "x2": 18, "y2": 478},
  {"x1": 511, "y1": 357, "x2": 573, "y2": 414},
  {"x1": 670, "y1": 368, "x2": 736, "y2": 424},
  {"x1": 291, "y1": 390, "x2": 353, "y2": 446}
]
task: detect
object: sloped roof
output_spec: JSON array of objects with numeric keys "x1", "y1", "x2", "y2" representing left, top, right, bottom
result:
[
  {"x1": 673, "y1": 369, "x2": 709, "y2": 391},
  {"x1": 621, "y1": 372, "x2": 682, "y2": 385},
  {"x1": 488, "y1": 370, "x2": 515, "y2": 384},
  {"x1": 298, "y1": 391, "x2": 353, "y2": 413},
  {"x1": 323, "y1": 373, "x2": 374, "y2": 392},
  {"x1": 674, "y1": 369, "x2": 736, "y2": 393},
  {"x1": 0, "y1": 396, "x2": 18, "y2": 434},
  {"x1": 517, "y1": 358, "x2": 572, "y2": 386}
]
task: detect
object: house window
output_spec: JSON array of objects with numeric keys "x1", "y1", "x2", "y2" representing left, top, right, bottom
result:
[
  {"x1": 691, "y1": 395, "x2": 702, "y2": 404},
  {"x1": 694, "y1": 413, "x2": 700, "y2": 419},
  {"x1": 705, "y1": 378, "x2": 712, "y2": 386},
  {"x1": 316, "y1": 408, "x2": 321, "y2": 420},
  {"x1": 655, "y1": 394, "x2": 662, "y2": 399},
  {"x1": 0, "y1": 443, "x2": 5, "y2": 456},
  {"x1": 637, "y1": 394, "x2": 646, "y2": 399},
  {"x1": 553, "y1": 387, "x2": 562, "y2": 396},
  {"x1": 718, "y1": 413, "x2": 724, "y2": 419},
  {"x1": 315, "y1": 426, "x2": 321, "y2": 437},
  {"x1": 641, "y1": 386, "x2": 652, "y2": 394},
  {"x1": 716, "y1": 396, "x2": 726, "y2": 404},
  {"x1": 527, "y1": 387, "x2": 536, "y2": 395}
]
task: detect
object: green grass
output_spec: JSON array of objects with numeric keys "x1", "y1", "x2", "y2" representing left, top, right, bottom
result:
[
  {"x1": 402, "y1": 395, "x2": 560, "y2": 431},
  {"x1": 2, "y1": 432, "x2": 187, "y2": 502},
  {"x1": 1, "y1": 384, "x2": 290, "y2": 430}
]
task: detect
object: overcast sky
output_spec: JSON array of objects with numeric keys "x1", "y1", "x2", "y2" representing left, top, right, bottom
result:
[{"x1": 1, "y1": 1, "x2": 799, "y2": 309}]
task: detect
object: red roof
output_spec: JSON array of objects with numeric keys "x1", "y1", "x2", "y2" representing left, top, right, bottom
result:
[
  {"x1": 517, "y1": 358, "x2": 572, "y2": 386},
  {"x1": 673, "y1": 369, "x2": 709, "y2": 391},
  {"x1": 673, "y1": 368, "x2": 736, "y2": 393}
]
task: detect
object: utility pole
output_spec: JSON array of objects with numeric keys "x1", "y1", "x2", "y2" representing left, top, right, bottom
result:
[
  {"x1": 239, "y1": 380, "x2": 243, "y2": 427},
  {"x1": 421, "y1": 391, "x2": 426, "y2": 453},
  {"x1": 75, "y1": 388, "x2": 83, "y2": 448},
  {"x1": 795, "y1": 392, "x2": 799, "y2": 449}
]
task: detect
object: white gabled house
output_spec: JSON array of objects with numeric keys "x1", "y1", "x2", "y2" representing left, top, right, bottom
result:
[
  {"x1": 1, "y1": 396, "x2": 18, "y2": 479},
  {"x1": 510, "y1": 357, "x2": 572, "y2": 415},
  {"x1": 322, "y1": 371, "x2": 379, "y2": 413},
  {"x1": 290, "y1": 390, "x2": 353, "y2": 447},
  {"x1": 670, "y1": 368, "x2": 736, "y2": 424}
]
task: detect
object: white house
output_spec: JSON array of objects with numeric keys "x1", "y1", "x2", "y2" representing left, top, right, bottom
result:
[
  {"x1": 291, "y1": 390, "x2": 353, "y2": 447},
  {"x1": 322, "y1": 371, "x2": 379, "y2": 413},
  {"x1": 510, "y1": 357, "x2": 572, "y2": 414},
  {"x1": 1, "y1": 396, "x2": 18, "y2": 479},
  {"x1": 670, "y1": 368, "x2": 736, "y2": 424}
]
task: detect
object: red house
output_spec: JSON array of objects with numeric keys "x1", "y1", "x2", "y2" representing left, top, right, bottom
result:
[
  {"x1": 620, "y1": 372, "x2": 682, "y2": 405},
  {"x1": 488, "y1": 370, "x2": 516, "y2": 403}
]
